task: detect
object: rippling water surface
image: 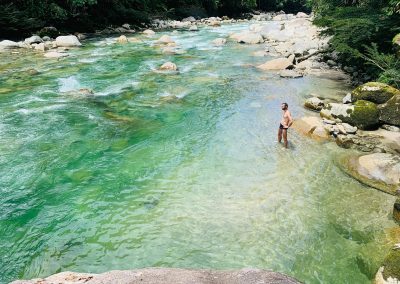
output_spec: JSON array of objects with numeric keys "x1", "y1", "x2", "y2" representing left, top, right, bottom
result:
[{"x1": 0, "y1": 22, "x2": 397, "y2": 284}]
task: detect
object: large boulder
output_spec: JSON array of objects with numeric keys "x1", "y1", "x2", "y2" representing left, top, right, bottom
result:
[
  {"x1": 55, "y1": 35, "x2": 81, "y2": 47},
  {"x1": 257, "y1": 57, "x2": 293, "y2": 70},
  {"x1": 259, "y1": 22, "x2": 282, "y2": 39},
  {"x1": 351, "y1": 82, "x2": 400, "y2": 104},
  {"x1": 378, "y1": 94, "x2": 400, "y2": 126},
  {"x1": 339, "y1": 153, "x2": 400, "y2": 195},
  {"x1": 320, "y1": 100, "x2": 379, "y2": 130},
  {"x1": 24, "y1": 35, "x2": 43, "y2": 45},
  {"x1": 292, "y1": 116, "x2": 331, "y2": 141},
  {"x1": 143, "y1": 29, "x2": 155, "y2": 36},
  {"x1": 0, "y1": 40, "x2": 20, "y2": 50},
  {"x1": 304, "y1": 97, "x2": 324, "y2": 111},
  {"x1": 117, "y1": 35, "x2": 128, "y2": 44}
]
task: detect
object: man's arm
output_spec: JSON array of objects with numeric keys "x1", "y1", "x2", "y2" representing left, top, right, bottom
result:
[{"x1": 287, "y1": 112, "x2": 294, "y2": 127}]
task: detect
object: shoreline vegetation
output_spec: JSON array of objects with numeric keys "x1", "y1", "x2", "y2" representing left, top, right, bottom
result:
[{"x1": 1, "y1": 0, "x2": 400, "y2": 283}]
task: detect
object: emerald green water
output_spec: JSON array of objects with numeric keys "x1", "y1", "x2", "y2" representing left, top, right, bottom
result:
[{"x1": 0, "y1": 23, "x2": 397, "y2": 284}]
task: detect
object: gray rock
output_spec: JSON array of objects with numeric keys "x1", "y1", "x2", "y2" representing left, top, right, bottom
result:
[
  {"x1": 341, "y1": 123, "x2": 357, "y2": 134},
  {"x1": 10, "y1": 268, "x2": 301, "y2": 284},
  {"x1": 304, "y1": 97, "x2": 324, "y2": 111},
  {"x1": 182, "y1": 16, "x2": 196, "y2": 22},
  {"x1": 279, "y1": 70, "x2": 303, "y2": 78},
  {"x1": 24, "y1": 35, "x2": 43, "y2": 45},
  {"x1": 42, "y1": 36, "x2": 51, "y2": 41},
  {"x1": 382, "y1": 124, "x2": 400, "y2": 132}
]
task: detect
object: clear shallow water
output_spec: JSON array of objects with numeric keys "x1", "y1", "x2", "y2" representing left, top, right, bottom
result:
[{"x1": 0, "y1": 23, "x2": 397, "y2": 284}]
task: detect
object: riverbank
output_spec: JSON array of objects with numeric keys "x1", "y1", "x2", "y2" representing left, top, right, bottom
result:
[{"x1": 1, "y1": 12, "x2": 399, "y2": 284}]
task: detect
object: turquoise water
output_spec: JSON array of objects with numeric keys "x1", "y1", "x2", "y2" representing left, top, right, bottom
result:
[{"x1": 0, "y1": 23, "x2": 397, "y2": 283}]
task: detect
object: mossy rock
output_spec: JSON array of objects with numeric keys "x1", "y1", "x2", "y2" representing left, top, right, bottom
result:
[
  {"x1": 351, "y1": 82, "x2": 400, "y2": 104},
  {"x1": 378, "y1": 94, "x2": 400, "y2": 127},
  {"x1": 382, "y1": 249, "x2": 400, "y2": 281},
  {"x1": 349, "y1": 100, "x2": 379, "y2": 130}
]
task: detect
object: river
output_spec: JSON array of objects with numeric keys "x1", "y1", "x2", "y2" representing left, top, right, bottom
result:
[{"x1": 0, "y1": 22, "x2": 397, "y2": 284}]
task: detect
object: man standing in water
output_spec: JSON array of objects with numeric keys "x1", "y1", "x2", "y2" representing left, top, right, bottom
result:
[{"x1": 278, "y1": 103, "x2": 293, "y2": 148}]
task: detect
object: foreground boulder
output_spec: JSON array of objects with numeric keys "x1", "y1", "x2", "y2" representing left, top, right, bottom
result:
[
  {"x1": 351, "y1": 82, "x2": 399, "y2": 104},
  {"x1": 320, "y1": 100, "x2": 379, "y2": 130},
  {"x1": 257, "y1": 57, "x2": 294, "y2": 70},
  {"x1": 339, "y1": 153, "x2": 400, "y2": 195},
  {"x1": 11, "y1": 268, "x2": 301, "y2": 284},
  {"x1": 55, "y1": 35, "x2": 81, "y2": 47},
  {"x1": 378, "y1": 94, "x2": 400, "y2": 127}
]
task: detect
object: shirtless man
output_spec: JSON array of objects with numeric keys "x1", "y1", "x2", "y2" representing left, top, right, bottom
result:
[{"x1": 278, "y1": 103, "x2": 293, "y2": 148}]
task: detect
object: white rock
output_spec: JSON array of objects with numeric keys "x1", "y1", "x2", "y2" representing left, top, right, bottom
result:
[
  {"x1": 55, "y1": 35, "x2": 81, "y2": 47},
  {"x1": 0, "y1": 40, "x2": 20, "y2": 50},
  {"x1": 343, "y1": 93, "x2": 352, "y2": 104},
  {"x1": 44, "y1": 51, "x2": 69, "y2": 58},
  {"x1": 189, "y1": 25, "x2": 198, "y2": 31},
  {"x1": 117, "y1": 35, "x2": 128, "y2": 44},
  {"x1": 34, "y1": 42, "x2": 46, "y2": 52},
  {"x1": 160, "y1": 62, "x2": 177, "y2": 71},
  {"x1": 257, "y1": 57, "x2": 294, "y2": 70},
  {"x1": 157, "y1": 35, "x2": 174, "y2": 44},
  {"x1": 296, "y1": 12, "x2": 309, "y2": 18},
  {"x1": 143, "y1": 29, "x2": 155, "y2": 36}
]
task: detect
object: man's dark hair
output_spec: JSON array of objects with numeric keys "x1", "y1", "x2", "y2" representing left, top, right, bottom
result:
[{"x1": 282, "y1": 102, "x2": 288, "y2": 108}]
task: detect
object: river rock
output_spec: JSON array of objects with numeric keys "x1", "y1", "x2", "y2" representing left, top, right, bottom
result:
[
  {"x1": 10, "y1": 268, "x2": 301, "y2": 284},
  {"x1": 320, "y1": 100, "x2": 379, "y2": 130},
  {"x1": 232, "y1": 32, "x2": 264, "y2": 44},
  {"x1": 212, "y1": 38, "x2": 226, "y2": 46},
  {"x1": 34, "y1": 42, "x2": 46, "y2": 52},
  {"x1": 296, "y1": 12, "x2": 309, "y2": 18},
  {"x1": 157, "y1": 35, "x2": 174, "y2": 44},
  {"x1": 44, "y1": 51, "x2": 69, "y2": 58},
  {"x1": 117, "y1": 35, "x2": 128, "y2": 44},
  {"x1": 343, "y1": 93, "x2": 352, "y2": 104},
  {"x1": 341, "y1": 123, "x2": 358, "y2": 134},
  {"x1": 182, "y1": 16, "x2": 196, "y2": 22},
  {"x1": 143, "y1": 29, "x2": 155, "y2": 36},
  {"x1": 0, "y1": 40, "x2": 20, "y2": 50},
  {"x1": 189, "y1": 25, "x2": 198, "y2": 31},
  {"x1": 55, "y1": 35, "x2": 81, "y2": 47},
  {"x1": 378, "y1": 94, "x2": 400, "y2": 127},
  {"x1": 259, "y1": 22, "x2": 282, "y2": 39},
  {"x1": 279, "y1": 70, "x2": 303, "y2": 78},
  {"x1": 24, "y1": 35, "x2": 43, "y2": 45},
  {"x1": 160, "y1": 62, "x2": 177, "y2": 71},
  {"x1": 292, "y1": 116, "x2": 331, "y2": 141},
  {"x1": 339, "y1": 153, "x2": 400, "y2": 195},
  {"x1": 257, "y1": 57, "x2": 294, "y2": 70},
  {"x1": 352, "y1": 82, "x2": 400, "y2": 104},
  {"x1": 304, "y1": 97, "x2": 324, "y2": 111},
  {"x1": 296, "y1": 60, "x2": 313, "y2": 70},
  {"x1": 382, "y1": 124, "x2": 400, "y2": 132}
]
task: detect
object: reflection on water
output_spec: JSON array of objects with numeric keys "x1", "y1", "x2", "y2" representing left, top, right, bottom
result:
[{"x1": 0, "y1": 22, "x2": 396, "y2": 284}]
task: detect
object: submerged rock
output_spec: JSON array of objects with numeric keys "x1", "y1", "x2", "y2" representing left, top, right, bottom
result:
[
  {"x1": 44, "y1": 51, "x2": 69, "y2": 58},
  {"x1": 351, "y1": 82, "x2": 399, "y2": 104},
  {"x1": 11, "y1": 268, "x2": 301, "y2": 284},
  {"x1": 378, "y1": 94, "x2": 400, "y2": 127},
  {"x1": 143, "y1": 29, "x2": 156, "y2": 36},
  {"x1": 212, "y1": 38, "x2": 226, "y2": 46},
  {"x1": 279, "y1": 70, "x2": 303, "y2": 78},
  {"x1": 339, "y1": 153, "x2": 400, "y2": 195},
  {"x1": 159, "y1": 62, "x2": 178, "y2": 71},
  {"x1": 55, "y1": 35, "x2": 81, "y2": 47},
  {"x1": 157, "y1": 35, "x2": 174, "y2": 44}
]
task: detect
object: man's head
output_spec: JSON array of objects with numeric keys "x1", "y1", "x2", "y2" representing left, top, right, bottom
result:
[{"x1": 281, "y1": 102, "x2": 288, "y2": 110}]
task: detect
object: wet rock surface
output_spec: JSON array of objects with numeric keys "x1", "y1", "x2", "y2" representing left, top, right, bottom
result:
[{"x1": 11, "y1": 268, "x2": 301, "y2": 284}]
